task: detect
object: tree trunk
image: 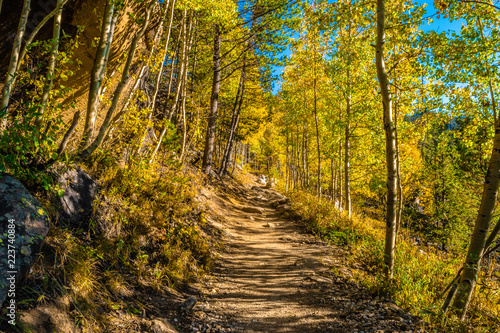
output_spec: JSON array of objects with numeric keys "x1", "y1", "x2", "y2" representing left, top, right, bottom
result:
[
  {"x1": 104, "y1": 3, "x2": 172, "y2": 142},
  {"x1": 150, "y1": 0, "x2": 175, "y2": 116},
  {"x1": 331, "y1": 157, "x2": 335, "y2": 201},
  {"x1": 55, "y1": 110, "x2": 80, "y2": 159},
  {"x1": 0, "y1": 0, "x2": 31, "y2": 129},
  {"x1": 220, "y1": 63, "x2": 246, "y2": 176},
  {"x1": 344, "y1": 94, "x2": 351, "y2": 218},
  {"x1": 78, "y1": 2, "x2": 154, "y2": 160},
  {"x1": 375, "y1": 0, "x2": 398, "y2": 278},
  {"x1": 80, "y1": 0, "x2": 116, "y2": 147},
  {"x1": 286, "y1": 130, "x2": 290, "y2": 192},
  {"x1": 451, "y1": 123, "x2": 500, "y2": 318},
  {"x1": 202, "y1": 24, "x2": 221, "y2": 174},
  {"x1": 313, "y1": 77, "x2": 321, "y2": 197},
  {"x1": 35, "y1": 0, "x2": 65, "y2": 127},
  {"x1": 16, "y1": 0, "x2": 68, "y2": 76},
  {"x1": 394, "y1": 81, "x2": 403, "y2": 236},
  {"x1": 338, "y1": 138, "x2": 343, "y2": 209},
  {"x1": 150, "y1": 9, "x2": 191, "y2": 162}
]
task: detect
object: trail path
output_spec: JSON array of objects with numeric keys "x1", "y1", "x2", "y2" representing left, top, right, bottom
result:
[{"x1": 187, "y1": 176, "x2": 425, "y2": 333}]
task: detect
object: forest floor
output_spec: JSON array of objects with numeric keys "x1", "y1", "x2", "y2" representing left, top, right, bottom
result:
[{"x1": 174, "y1": 174, "x2": 428, "y2": 333}]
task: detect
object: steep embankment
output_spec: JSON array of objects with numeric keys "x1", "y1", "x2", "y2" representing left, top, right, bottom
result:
[{"x1": 182, "y1": 175, "x2": 426, "y2": 333}]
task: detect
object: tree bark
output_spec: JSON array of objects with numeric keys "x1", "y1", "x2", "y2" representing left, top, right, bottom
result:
[
  {"x1": 80, "y1": 0, "x2": 116, "y2": 147},
  {"x1": 202, "y1": 24, "x2": 221, "y2": 174},
  {"x1": 375, "y1": 0, "x2": 398, "y2": 278},
  {"x1": 0, "y1": 0, "x2": 31, "y2": 129},
  {"x1": 313, "y1": 76, "x2": 321, "y2": 197},
  {"x1": 451, "y1": 123, "x2": 500, "y2": 318},
  {"x1": 35, "y1": 0, "x2": 65, "y2": 127},
  {"x1": 150, "y1": 10, "x2": 194, "y2": 163},
  {"x1": 16, "y1": 0, "x2": 68, "y2": 76},
  {"x1": 219, "y1": 63, "x2": 246, "y2": 176},
  {"x1": 78, "y1": 2, "x2": 154, "y2": 160},
  {"x1": 344, "y1": 92, "x2": 351, "y2": 217},
  {"x1": 149, "y1": 0, "x2": 175, "y2": 116}
]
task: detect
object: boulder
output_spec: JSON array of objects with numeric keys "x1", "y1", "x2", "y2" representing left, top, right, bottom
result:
[
  {"x1": 58, "y1": 166, "x2": 98, "y2": 227},
  {"x1": 0, "y1": 173, "x2": 50, "y2": 308}
]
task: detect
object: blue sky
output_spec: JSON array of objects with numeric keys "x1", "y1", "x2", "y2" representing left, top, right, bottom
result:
[
  {"x1": 271, "y1": 0, "x2": 466, "y2": 94},
  {"x1": 416, "y1": 0, "x2": 466, "y2": 32}
]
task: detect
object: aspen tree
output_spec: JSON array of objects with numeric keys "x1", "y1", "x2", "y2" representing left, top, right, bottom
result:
[
  {"x1": 0, "y1": 0, "x2": 31, "y2": 129},
  {"x1": 80, "y1": 0, "x2": 117, "y2": 147},
  {"x1": 35, "y1": 0, "x2": 67, "y2": 127},
  {"x1": 78, "y1": 2, "x2": 155, "y2": 160},
  {"x1": 375, "y1": 0, "x2": 398, "y2": 278},
  {"x1": 202, "y1": 24, "x2": 221, "y2": 174}
]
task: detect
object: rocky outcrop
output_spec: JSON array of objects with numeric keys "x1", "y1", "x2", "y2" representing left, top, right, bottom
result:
[
  {"x1": 0, "y1": 173, "x2": 50, "y2": 308},
  {"x1": 57, "y1": 166, "x2": 98, "y2": 227}
]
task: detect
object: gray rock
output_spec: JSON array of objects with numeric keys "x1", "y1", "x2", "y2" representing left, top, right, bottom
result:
[
  {"x1": 150, "y1": 318, "x2": 178, "y2": 333},
  {"x1": 0, "y1": 173, "x2": 50, "y2": 308},
  {"x1": 58, "y1": 166, "x2": 98, "y2": 227},
  {"x1": 180, "y1": 296, "x2": 197, "y2": 311}
]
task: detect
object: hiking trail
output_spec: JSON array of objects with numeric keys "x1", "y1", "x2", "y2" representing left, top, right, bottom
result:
[{"x1": 182, "y1": 175, "x2": 425, "y2": 333}]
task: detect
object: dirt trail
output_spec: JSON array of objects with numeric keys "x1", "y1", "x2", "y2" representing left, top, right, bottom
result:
[{"x1": 189, "y1": 176, "x2": 425, "y2": 333}]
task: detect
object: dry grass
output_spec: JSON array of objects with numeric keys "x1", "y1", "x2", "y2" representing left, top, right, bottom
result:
[
  {"x1": 8, "y1": 152, "x2": 217, "y2": 332},
  {"x1": 286, "y1": 189, "x2": 500, "y2": 333}
]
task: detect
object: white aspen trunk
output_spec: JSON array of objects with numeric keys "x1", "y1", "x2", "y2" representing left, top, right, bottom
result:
[
  {"x1": 78, "y1": 2, "x2": 154, "y2": 160},
  {"x1": 35, "y1": 0, "x2": 65, "y2": 127},
  {"x1": 344, "y1": 93, "x2": 351, "y2": 218},
  {"x1": 313, "y1": 77, "x2": 321, "y2": 197},
  {"x1": 16, "y1": 0, "x2": 68, "y2": 75},
  {"x1": 150, "y1": 10, "x2": 194, "y2": 163},
  {"x1": 0, "y1": 0, "x2": 31, "y2": 129},
  {"x1": 375, "y1": 0, "x2": 398, "y2": 278},
  {"x1": 149, "y1": 0, "x2": 175, "y2": 116},
  {"x1": 452, "y1": 119, "x2": 500, "y2": 317},
  {"x1": 105, "y1": 2, "x2": 171, "y2": 138},
  {"x1": 80, "y1": 0, "x2": 115, "y2": 147}
]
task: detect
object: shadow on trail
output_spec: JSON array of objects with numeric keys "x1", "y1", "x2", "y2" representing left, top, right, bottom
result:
[{"x1": 197, "y1": 176, "x2": 424, "y2": 333}]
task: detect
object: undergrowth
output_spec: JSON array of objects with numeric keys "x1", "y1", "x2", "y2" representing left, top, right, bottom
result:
[
  {"x1": 1, "y1": 151, "x2": 218, "y2": 332},
  {"x1": 287, "y1": 190, "x2": 500, "y2": 333}
]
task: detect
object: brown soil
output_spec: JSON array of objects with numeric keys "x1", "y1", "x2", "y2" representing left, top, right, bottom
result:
[{"x1": 179, "y1": 175, "x2": 427, "y2": 333}]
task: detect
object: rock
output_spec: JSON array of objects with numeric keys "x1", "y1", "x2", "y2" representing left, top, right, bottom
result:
[
  {"x1": 265, "y1": 178, "x2": 277, "y2": 189},
  {"x1": 257, "y1": 175, "x2": 267, "y2": 185},
  {"x1": 277, "y1": 204, "x2": 291, "y2": 213},
  {"x1": 239, "y1": 205, "x2": 264, "y2": 214},
  {"x1": 263, "y1": 223, "x2": 275, "y2": 228},
  {"x1": 0, "y1": 173, "x2": 50, "y2": 308},
  {"x1": 58, "y1": 166, "x2": 98, "y2": 227},
  {"x1": 180, "y1": 296, "x2": 197, "y2": 311},
  {"x1": 150, "y1": 318, "x2": 178, "y2": 333},
  {"x1": 270, "y1": 198, "x2": 289, "y2": 208}
]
